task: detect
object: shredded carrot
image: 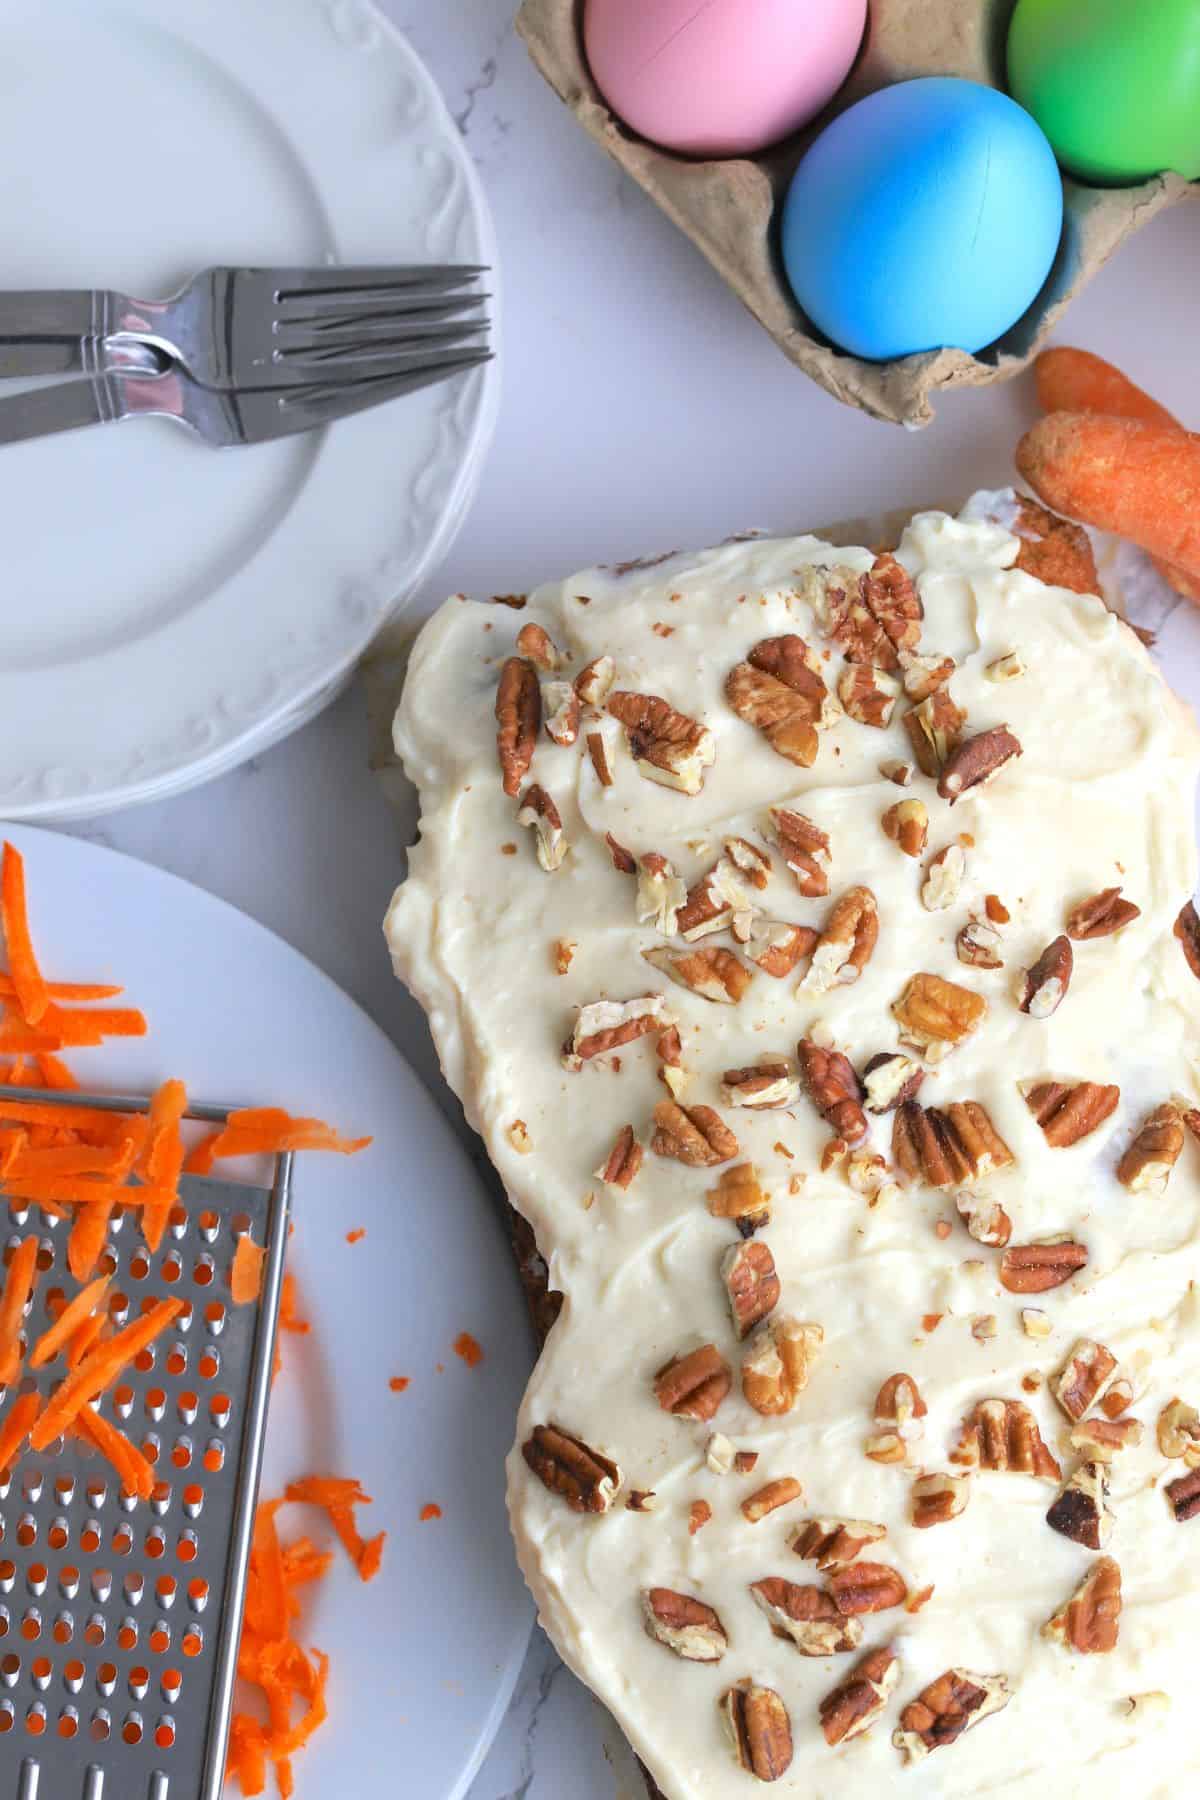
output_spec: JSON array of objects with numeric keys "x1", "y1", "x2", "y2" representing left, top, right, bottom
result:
[
  {"x1": 187, "y1": 1108, "x2": 371, "y2": 1174},
  {"x1": 68, "y1": 1199, "x2": 117, "y2": 1283},
  {"x1": 0, "y1": 1096, "x2": 141, "y2": 1133},
  {"x1": 0, "y1": 843, "x2": 50, "y2": 1026},
  {"x1": 9, "y1": 1140, "x2": 135, "y2": 1178},
  {"x1": 0, "y1": 975, "x2": 123, "y2": 1004},
  {"x1": 278, "y1": 1275, "x2": 309, "y2": 1336},
  {"x1": 283, "y1": 1476, "x2": 387, "y2": 1584},
  {"x1": 344, "y1": 1228, "x2": 365, "y2": 1245},
  {"x1": 453, "y1": 1331, "x2": 484, "y2": 1369},
  {"x1": 137, "y1": 1077, "x2": 187, "y2": 1253},
  {"x1": 28, "y1": 1274, "x2": 109, "y2": 1369},
  {"x1": 33, "y1": 1052, "x2": 78, "y2": 1089},
  {"x1": 388, "y1": 1376, "x2": 409, "y2": 1393},
  {"x1": 67, "y1": 1310, "x2": 107, "y2": 1369},
  {"x1": 30, "y1": 1297, "x2": 183, "y2": 1450},
  {"x1": 280, "y1": 1539, "x2": 333, "y2": 1594},
  {"x1": 0, "y1": 1235, "x2": 39, "y2": 1385},
  {"x1": 0, "y1": 1175, "x2": 174, "y2": 1211},
  {"x1": 418, "y1": 1504, "x2": 442, "y2": 1523},
  {"x1": 0, "y1": 1390, "x2": 40, "y2": 1475},
  {"x1": 76, "y1": 1402, "x2": 155, "y2": 1500},
  {"x1": 232, "y1": 1237, "x2": 266, "y2": 1308},
  {"x1": 0, "y1": 1130, "x2": 26, "y2": 1177}
]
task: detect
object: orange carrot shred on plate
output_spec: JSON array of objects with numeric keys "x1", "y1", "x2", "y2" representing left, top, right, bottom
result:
[
  {"x1": 0, "y1": 1175, "x2": 174, "y2": 1211},
  {"x1": 283, "y1": 1475, "x2": 386, "y2": 1582},
  {"x1": 280, "y1": 1539, "x2": 333, "y2": 1594},
  {"x1": 388, "y1": 1376, "x2": 409, "y2": 1393},
  {"x1": 344, "y1": 1228, "x2": 365, "y2": 1245},
  {"x1": 0, "y1": 1235, "x2": 39, "y2": 1386},
  {"x1": 34, "y1": 1004, "x2": 148, "y2": 1048},
  {"x1": 453, "y1": 1331, "x2": 484, "y2": 1369},
  {"x1": 278, "y1": 1274, "x2": 309, "y2": 1336},
  {"x1": 30, "y1": 1297, "x2": 183, "y2": 1451},
  {"x1": 0, "y1": 1096, "x2": 140, "y2": 1134},
  {"x1": 0, "y1": 1131, "x2": 27, "y2": 1178},
  {"x1": 418, "y1": 1504, "x2": 442, "y2": 1523},
  {"x1": 226, "y1": 1715, "x2": 269, "y2": 1798},
  {"x1": 68, "y1": 1198, "x2": 117, "y2": 1284},
  {"x1": 231, "y1": 1236, "x2": 266, "y2": 1307},
  {"x1": 33, "y1": 1052, "x2": 79, "y2": 1090},
  {"x1": 246, "y1": 1502, "x2": 290, "y2": 1643},
  {"x1": 0, "y1": 1391, "x2": 40, "y2": 1476},
  {"x1": 9, "y1": 1140, "x2": 135, "y2": 1179},
  {"x1": 1, "y1": 843, "x2": 51, "y2": 1027},
  {"x1": 190, "y1": 1107, "x2": 372, "y2": 1168},
  {"x1": 75, "y1": 1402, "x2": 156, "y2": 1501},
  {"x1": 0, "y1": 975, "x2": 123, "y2": 1005},
  {"x1": 28, "y1": 1274, "x2": 110, "y2": 1369}
]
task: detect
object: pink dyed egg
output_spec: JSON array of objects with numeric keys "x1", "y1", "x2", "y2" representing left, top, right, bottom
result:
[{"x1": 584, "y1": 0, "x2": 867, "y2": 159}]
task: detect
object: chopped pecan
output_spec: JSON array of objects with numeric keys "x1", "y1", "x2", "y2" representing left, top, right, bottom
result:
[
  {"x1": 740, "y1": 919, "x2": 818, "y2": 978},
  {"x1": 721, "y1": 1058, "x2": 800, "y2": 1110},
  {"x1": 542, "y1": 679, "x2": 581, "y2": 746},
  {"x1": 893, "y1": 1670, "x2": 1011, "y2": 1762},
  {"x1": 749, "y1": 1579, "x2": 861, "y2": 1657},
  {"x1": 726, "y1": 636, "x2": 828, "y2": 768},
  {"x1": 522, "y1": 1424, "x2": 621, "y2": 1513},
  {"x1": 706, "y1": 1433, "x2": 736, "y2": 1475},
  {"x1": 1066, "y1": 887, "x2": 1140, "y2": 940},
  {"x1": 724, "y1": 835, "x2": 772, "y2": 889},
  {"x1": 1053, "y1": 1339, "x2": 1119, "y2": 1423},
  {"x1": 987, "y1": 651, "x2": 1026, "y2": 682},
  {"x1": 893, "y1": 973, "x2": 987, "y2": 1055},
  {"x1": 911, "y1": 1471, "x2": 971, "y2": 1529},
  {"x1": 882, "y1": 798, "x2": 928, "y2": 859},
  {"x1": 641, "y1": 1588, "x2": 727, "y2": 1662},
  {"x1": 1158, "y1": 1397, "x2": 1200, "y2": 1466},
  {"x1": 921, "y1": 844, "x2": 965, "y2": 912},
  {"x1": 635, "y1": 853, "x2": 687, "y2": 935},
  {"x1": 675, "y1": 856, "x2": 752, "y2": 940},
  {"x1": 1101, "y1": 1379, "x2": 1134, "y2": 1419},
  {"x1": 1175, "y1": 900, "x2": 1200, "y2": 978},
  {"x1": 643, "y1": 944, "x2": 753, "y2": 1005},
  {"x1": 999, "y1": 1239, "x2": 1088, "y2": 1294},
  {"x1": 606, "y1": 690, "x2": 715, "y2": 795},
  {"x1": 1010, "y1": 495, "x2": 1099, "y2": 593},
  {"x1": 938, "y1": 726, "x2": 1022, "y2": 803},
  {"x1": 1023, "y1": 1080, "x2": 1120, "y2": 1147},
  {"x1": 626, "y1": 1489, "x2": 656, "y2": 1513},
  {"x1": 1167, "y1": 1468, "x2": 1200, "y2": 1520},
  {"x1": 892, "y1": 1100, "x2": 1013, "y2": 1191},
  {"x1": 652, "y1": 1100, "x2": 739, "y2": 1167},
  {"x1": 822, "y1": 553, "x2": 922, "y2": 669},
  {"x1": 862, "y1": 1052, "x2": 924, "y2": 1114},
  {"x1": 866, "y1": 1373, "x2": 926, "y2": 1464},
  {"x1": 821, "y1": 1646, "x2": 901, "y2": 1747},
  {"x1": 845, "y1": 1149, "x2": 901, "y2": 1208},
  {"x1": 586, "y1": 730, "x2": 614, "y2": 787},
  {"x1": 880, "y1": 758, "x2": 914, "y2": 786},
  {"x1": 954, "y1": 1190, "x2": 1013, "y2": 1249},
  {"x1": 953, "y1": 1400, "x2": 1061, "y2": 1479},
  {"x1": 734, "y1": 1450, "x2": 759, "y2": 1474},
  {"x1": 790, "y1": 1518, "x2": 887, "y2": 1572},
  {"x1": 708, "y1": 1163, "x2": 770, "y2": 1234},
  {"x1": 766, "y1": 805, "x2": 831, "y2": 897},
  {"x1": 904, "y1": 690, "x2": 966, "y2": 777},
  {"x1": 654, "y1": 1344, "x2": 732, "y2": 1421},
  {"x1": 594, "y1": 1125, "x2": 643, "y2": 1191},
  {"x1": 901, "y1": 650, "x2": 955, "y2": 700},
  {"x1": 516, "y1": 621, "x2": 564, "y2": 672},
  {"x1": 1117, "y1": 1102, "x2": 1184, "y2": 1192},
  {"x1": 574, "y1": 654, "x2": 615, "y2": 707},
  {"x1": 829, "y1": 1561, "x2": 908, "y2": 1616},
  {"x1": 741, "y1": 1476, "x2": 803, "y2": 1524},
  {"x1": 801, "y1": 886, "x2": 878, "y2": 992},
  {"x1": 552, "y1": 937, "x2": 576, "y2": 975},
  {"x1": 838, "y1": 662, "x2": 899, "y2": 728},
  {"x1": 957, "y1": 919, "x2": 1004, "y2": 969},
  {"x1": 495, "y1": 657, "x2": 541, "y2": 797},
  {"x1": 743, "y1": 1316, "x2": 823, "y2": 1416},
  {"x1": 1016, "y1": 935, "x2": 1072, "y2": 1018},
  {"x1": 1071, "y1": 1416, "x2": 1143, "y2": 1461},
  {"x1": 798, "y1": 1039, "x2": 867, "y2": 1146},
  {"x1": 516, "y1": 783, "x2": 566, "y2": 871},
  {"x1": 1047, "y1": 1460, "x2": 1113, "y2": 1549},
  {"x1": 719, "y1": 1681, "x2": 793, "y2": 1782},
  {"x1": 603, "y1": 830, "x2": 635, "y2": 874},
  {"x1": 971, "y1": 1314, "x2": 998, "y2": 1342},
  {"x1": 1043, "y1": 1557, "x2": 1121, "y2": 1653},
  {"x1": 564, "y1": 994, "x2": 670, "y2": 1069},
  {"x1": 722, "y1": 1240, "x2": 781, "y2": 1339}
]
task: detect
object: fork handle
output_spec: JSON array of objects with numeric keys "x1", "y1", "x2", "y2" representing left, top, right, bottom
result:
[
  {"x1": 0, "y1": 290, "x2": 167, "y2": 377},
  {"x1": 0, "y1": 375, "x2": 120, "y2": 447}
]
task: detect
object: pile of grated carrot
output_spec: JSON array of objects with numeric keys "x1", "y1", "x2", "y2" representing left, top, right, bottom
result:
[{"x1": 0, "y1": 840, "x2": 377, "y2": 1797}]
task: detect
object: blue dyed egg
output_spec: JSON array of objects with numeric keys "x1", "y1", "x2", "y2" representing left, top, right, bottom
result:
[{"x1": 781, "y1": 77, "x2": 1063, "y2": 362}]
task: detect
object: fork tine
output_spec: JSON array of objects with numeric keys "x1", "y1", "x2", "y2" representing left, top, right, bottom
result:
[
  {"x1": 244, "y1": 350, "x2": 493, "y2": 441},
  {"x1": 277, "y1": 292, "x2": 492, "y2": 333},
  {"x1": 275, "y1": 320, "x2": 488, "y2": 370},
  {"x1": 272, "y1": 265, "x2": 487, "y2": 307}
]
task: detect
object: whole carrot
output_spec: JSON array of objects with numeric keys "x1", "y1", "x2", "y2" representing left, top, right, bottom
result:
[{"x1": 1017, "y1": 413, "x2": 1200, "y2": 581}]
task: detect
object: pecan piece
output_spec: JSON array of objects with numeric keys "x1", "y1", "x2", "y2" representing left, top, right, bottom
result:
[
  {"x1": 594, "y1": 1125, "x2": 643, "y2": 1192},
  {"x1": 1047, "y1": 1460, "x2": 1113, "y2": 1549},
  {"x1": 741, "y1": 1476, "x2": 803, "y2": 1524},
  {"x1": 822, "y1": 553, "x2": 922, "y2": 669},
  {"x1": 999, "y1": 1239, "x2": 1087, "y2": 1294},
  {"x1": 675, "y1": 856, "x2": 753, "y2": 940},
  {"x1": 862, "y1": 1052, "x2": 923, "y2": 1114},
  {"x1": 901, "y1": 650, "x2": 955, "y2": 700},
  {"x1": 654, "y1": 1344, "x2": 732, "y2": 1421},
  {"x1": 1071, "y1": 1416, "x2": 1143, "y2": 1461},
  {"x1": 838, "y1": 662, "x2": 899, "y2": 728},
  {"x1": 953, "y1": 1400, "x2": 1061, "y2": 1479},
  {"x1": 739, "y1": 918, "x2": 817, "y2": 978},
  {"x1": 957, "y1": 919, "x2": 1004, "y2": 969},
  {"x1": 726, "y1": 636, "x2": 828, "y2": 768},
  {"x1": 911, "y1": 1471, "x2": 971, "y2": 1529},
  {"x1": 937, "y1": 725, "x2": 1022, "y2": 803},
  {"x1": 749, "y1": 1579, "x2": 861, "y2": 1657},
  {"x1": 574, "y1": 654, "x2": 615, "y2": 707},
  {"x1": 495, "y1": 656, "x2": 541, "y2": 797},
  {"x1": 801, "y1": 886, "x2": 878, "y2": 992},
  {"x1": 820, "y1": 1646, "x2": 900, "y2": 1747},
  {"x1": 923, "y1": 844, "x2": 966, "y2": 913},
  {"x1": 1043, "y1": 1557, "x2": 1121, "y2": 1653},
  {"x1": 606, "y1": 690, "x2": 715, "y2": 795},
  {"x1": 603, "y1": 830, "x2": 635, "y2": 873},
  {"x1": 743, "y1": 1316, "x2": 823, "y2": 1416},
  {"x1": 893, "y1": 973, "x2": 987, "y2": 1055},
  {"x1": 542, "y1": 679, "x2": 580, "y2": 746},
  {"x1": 1117, "y1": 1102, "x2": 1184, "y2": 1192},
  {"x1": 1016, "y1": 935, "x2": 1072, "y2": 1018},
  {"x1": 1167, "y1": 1468, "x2": 1200, "y2": 1520},
  {"x1": 1066, "y1": 886, "x2": 1141, "y2": 940},
  {"x1": 880, "y1": 757, "x2": 914, "y2": 785},
  {"x1": 516, "y1": 783, "x2": 566, "y2": 871},
  {"x1": 652, "y1": 1100, "x2": 738, "y2": 1167},
  {"x1": 892, "y1": 1100, "x2": 1013, "y2": 1191},
  {"x1": 635, "y1": 853, "x2": 687, "y2": 935},
  {"x1": 708, "y1": 1163, "x2": 770, "y2": 1234},
  {"x1": 643, "y1": 944, "x2": 753, "y2": 1005},
  {"x1": 893, "y1": 1670, "x2": 1011, "y2": 1762},
  {"x1": 641, "y1": 1588, "x2": 727, "y2": 1662},
  {"x1": 829, "y1": 1561, "x2": 908, "y2": 1616},
  {"x1": 721, "y1": 1059, "x2": 800, "y2": 1110},
  {"x1": 586, "y1": 730, "x2": 614, "y2": 787},
  {"x1": 866, "y1": 1373, "x2": 926, "y2": 1464},
  {"x1": 1175, "y1": 900, "x2": 1200, "y2": 978},
  {"x1": 1010, "y1": 494, "x2": 1099, "y2": 593},
  {"x1": 1158, "y1": 1397, "x2": 1200, "y2": 1466},
  {"x1": 722, "y1": 1240, "x2": 781, "y2": 1339},
  {"x1": 904, "y1": 689, "x2": 966, "y2": 777},
  {"x1": 790, "y1": 1518, "x2": 887, "y2": 1572},
  {"x1": 798, "y1": 1039, "x2": 867, "y2": 1146},
  {"x1": 1053, "y1": 1339, "x2": 1119, "y2": 1423},
  {"x1": 515, "y1": 621, "x2": 564, "y2": 672},
  {"x1": 522, "y1": 1424, "x2": 621, "y2": 1513},
  {"x1": 766, "y1": 806, "x2": 830, "y2": 897},
  {"x1": 881, "y1": 798, "x2": 928, "y2": 859},
  {"x1": 719, "y1": 1682, "x2": 794, "y2": 1781},
  {"x1": 564, "y1": 994, "x2": 670, "y2": 1069},
  {"x1": 1023, "y1": 1079, "x2": 1120, "y2": 1147}
]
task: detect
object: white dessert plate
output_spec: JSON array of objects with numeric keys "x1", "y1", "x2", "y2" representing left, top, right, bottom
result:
[
  {"x1": 0, "y1": 0, "x2": 498, "y2": 821},
  {"x1": 3, "y1": 824, "x2": 534, "y2": 1797}
]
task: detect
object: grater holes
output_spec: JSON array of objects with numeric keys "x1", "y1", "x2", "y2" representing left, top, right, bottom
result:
[
  {"x1": 19, "y1": 1467, "x2": 43, "y2": 1504},
  {"x1": 53, "y1": 1475, "x2": 73, "y2": 1504},
  {"x1": 19, "y1": 1609, "x2": 40, "y2": 1642},
  {"x1": 165, "y1": 1343, "x2": 187, "y2": 1378},
  {"x1": 30, "y1": 1654, "x2": 50, "y2": 1689},
  {"x1": 231, "y1": 1211, "x2": 251, "y2": 1238},
  {"x1": 160, "y1": 1668, "x2": 181, "y2": 1703},
  {"x1": 90, "y1": 1708, "x2": 110, "y2": 1741},
  {"x1": 58, "y1": 1565, "x2": 79, "y2": 1601},
  {"x1": 148, "y1": 1623, "x2": 170, "y2": 1655},
  {"x1": 150, "y1": 1480, "x2": 170, "y2": 1516},
  {"x1": 107, "y1": 1290, "x2": 130, "y2": 1327},
  {"x1": 185, "y1": 1577, "x2": 208, "y2": 1613},
  {"x1": 111, "y1": 1523, "x2": 134, "y2": 1557},
  {"x1": 208, "y1": 1393, "x2": 231, "y2": 1429},
  {"x1": 96, "y1": 1662, "x2": 117, "y2": 1697},
  {"x1": 47, "y1": 1518, "x2": 68, "y2": 1551},
  {"x1": 0, "y1": 1700, "x2": 10, "y2": 1732},
  {"x1": 15, "y1": 1514, "x2": 35, "y2": 1548},
  {"x1": 198, "y1": 1347, "x2": 221, "y2": 1381},
  {"x1": 160, "y1": 1252, "x2": 182, "y2": 1285},
  {"x1": 198, "y1": 1207, "x2": 220, "y2": 1240},
  {"x1": 144, "y1": 1386, "x2": 166, "y2": 1423},
  {"x1": 122, "y1": 1710, "x2": 143, "y2": 1745},
  {"x1": 24, "y1": 1702, "x2": 46, "y2": 1735},
  {"x1": 182, "y1": 1485, "x2": 203, "y2": 1520},
  {"x1": 202, "y1": 1439, "x2": 224, "y2": 1474},
  {"x1": 144, "y1": 1528, "x2": 165, "y2": 1561},
  {"x1": 134, "y1": 1346, "x2": 155, "y2": 1374},
  {"x1": 78, "y1": 1522, "x2": 101, "y2": 1555},
  {"x1": 155, "y1": 1714, "x2": 176, "y2": 1749},
  {"x1": 0, "y1": 1559, "x2": 14, "y2": 1592},
  {"x1": 128, "y1": 1665, "x2": 149, "y2": 1700},
  {"x1": 33, "y1": 1240, "x2": 54, "y2": 1274},
  {"x1": 91, "y1": 1570, "x2": 113, "y2": 1605},
  {"x1": 204, "y1": 1300, "x2": 226, "y2": 1336},
  {"x1": 176, "y1": 1298, "x2": 194, "y2": 1330},
  {"x1": 122, "y1": 1573, "x2": 143, "y2": 1607},
  {"x1": 58, "y1": 1705, "x2": 78, "y2": 1739},
  {"x1": 113, "y1": 1384, "x2": 134, "y2": 1421},
  {"x1": 64, "y1": 1657, "x2": 85, "y2": 1693},
  {"x1": 44, "y1": 1285, "x2": 66, "y2": 1318},
  {"x1": 51, "y1": 1612, "x2": 72, "y2": 1645},
  {"x1": 129, "y1": 1250, "x2": 151, "y2": 1282},
  {"x1": 176, "y1": 1391, "x2": 198, "y2": 1426},
  {"x1": 83, "y1": 1617, "x2": 104, "y2": 1649},
  {"x1": 0, "y1": 1652, "x2": 18, "y2": 1686},
  {"x1": 141, "y1": 1434, "x2": 161, "y2": 1467},
  {"x1": 175, "y1": 1532, "x2": 198, "y2": 1566},
  {"x1": 116, "y1": 1621, "x2": 137, "y2": 1653},
  {"x1": 0, "y1": 1607, "x2": 6, "y2": 1638},
  {"x1": 24, "y1": 1562, "x2": 45, "y2": 1596},
  {"x1": 180, "y1": 1625, "x2": 202, "y2": 1658},
  {"x1": 85, "y1": 1475, "x2": 107, "y2": 1510},
  {"x1": 154, "y1": 1575, "x2": 176, "y2": 1608},
  {"x1": 192, "y1": 1254, "x2": 215, "y2": 1288},
  {"x1": 96, "y1": 1248, "x2": 118, "y2": 1278},
  {"x1": 168, "y1": 1203, "x2": 188, "y2": 1239},
  {"x1": 170, "y1": 1435, "x2": 192, "y2": 1470}
]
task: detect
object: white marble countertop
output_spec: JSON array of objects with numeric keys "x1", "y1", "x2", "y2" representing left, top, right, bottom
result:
[{"x1": 50, "y1": 3, "x2": 1200, "y2": 1795}]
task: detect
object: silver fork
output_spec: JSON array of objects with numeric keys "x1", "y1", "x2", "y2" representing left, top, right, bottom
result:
[
  {"x1": 0, "y1": 349, "x2": 491, "y2": 450},
  {"x1": 0, "y1": 264, "x2": 490, "y2": 388}
]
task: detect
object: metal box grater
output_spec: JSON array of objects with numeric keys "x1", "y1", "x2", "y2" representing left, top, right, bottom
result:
[{"x1": 0, "y1": 1089, "x2": 292, "y2": 1800}]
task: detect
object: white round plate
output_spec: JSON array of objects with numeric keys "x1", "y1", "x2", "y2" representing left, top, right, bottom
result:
[
  {"x1": 0, "y1": 0, "x2": 498, "y2": 821},
  {"x1": 5, "y1": 824, "x2": 534, "y2": 1797}
]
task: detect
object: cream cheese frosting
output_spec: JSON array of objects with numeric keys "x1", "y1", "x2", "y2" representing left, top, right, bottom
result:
[{"x1": 385, "y1": 498, "x2": 1200, "y2": 1798}]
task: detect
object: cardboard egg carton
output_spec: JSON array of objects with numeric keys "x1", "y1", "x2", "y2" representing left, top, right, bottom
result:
[{"x1": 517, "y1": 0, "x2": 1195, "y2": 428}]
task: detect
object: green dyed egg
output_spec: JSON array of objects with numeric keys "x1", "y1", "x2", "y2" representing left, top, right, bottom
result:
[{"x1": 1008, "y1": 0, "x2": 1200, "y2": 184}]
